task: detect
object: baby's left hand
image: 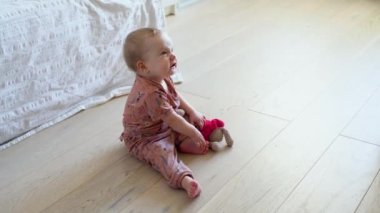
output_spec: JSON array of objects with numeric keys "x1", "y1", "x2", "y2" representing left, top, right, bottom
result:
[{"x1": 189, "y1": 110, "x2": 206, "y2": 129}]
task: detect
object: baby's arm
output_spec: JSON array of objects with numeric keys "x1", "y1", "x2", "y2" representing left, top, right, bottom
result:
[
  {"x1": 178, "y1": 93, "x2": 196, "y2": 115},
  {"x1": 163, "y1": 110, "x2": 206, "y2": 145},
  {"x1": 178, "y1": 93, "x2": 205, "y2": 128}
]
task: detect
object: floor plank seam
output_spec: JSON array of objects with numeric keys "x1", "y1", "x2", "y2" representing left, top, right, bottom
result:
[
  {"x1": 339, "y1": 83, "x2": 380, "y2": 142},
  {"x1": 339, "y1": 134, "x2": 380, "y2": 148},
  {"x1": 354, "y1": 168, "x2": 380, "y2": 213},
  {"x1": 177, "y1": 89, "x2": 211, "y2": 100},
  {"x1": 275, "y1": 133, "x2": 340, "y2": 212},
  {"x1": 247, "y1": 109, "x2": 291, "y2": 122}
]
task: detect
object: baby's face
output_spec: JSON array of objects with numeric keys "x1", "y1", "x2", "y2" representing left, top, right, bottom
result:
[{"x1": 141, "y1": 34, "x2": 177, "y2": 80}]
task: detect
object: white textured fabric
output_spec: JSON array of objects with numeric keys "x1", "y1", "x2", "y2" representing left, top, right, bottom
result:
[{"x1": 0, "y1": 0, "x2": 181, "y2": 150}]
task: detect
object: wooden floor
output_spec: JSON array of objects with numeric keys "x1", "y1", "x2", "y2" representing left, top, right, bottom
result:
[{"x1": 1, "y1": 0, "x2": 380, "y2": 212}]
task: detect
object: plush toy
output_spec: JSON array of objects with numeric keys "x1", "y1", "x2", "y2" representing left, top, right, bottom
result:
[
  {"x1": 176, "y1": 109, "x2": 234, "y2": 148},
  {"x1": 200, "y1": 118, "x2": 233, "y2": 147}
]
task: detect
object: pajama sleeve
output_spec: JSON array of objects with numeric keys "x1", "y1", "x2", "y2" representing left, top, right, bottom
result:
[{"x1": 145, "y1": 90, "x2": 174, "y2": 121}]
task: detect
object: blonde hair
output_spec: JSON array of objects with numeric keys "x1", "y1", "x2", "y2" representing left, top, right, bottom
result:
[{"x1": 123, "y1": 27, "x2": 162, "y2": 71}]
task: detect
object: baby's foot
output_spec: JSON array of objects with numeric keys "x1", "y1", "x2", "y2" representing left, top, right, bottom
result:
[{"x1": 181, "y1": 176, "x2": 201, "y2": 199}]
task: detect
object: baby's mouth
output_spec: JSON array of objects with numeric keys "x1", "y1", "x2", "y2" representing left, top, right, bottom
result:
[{"x1": 170, "y1": 63, "x2": 177, "y2": 69}]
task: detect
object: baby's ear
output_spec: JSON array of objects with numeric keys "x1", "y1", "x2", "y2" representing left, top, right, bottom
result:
[{"x1": 136, "y1": 60, "x2": 147, "y2": 73}]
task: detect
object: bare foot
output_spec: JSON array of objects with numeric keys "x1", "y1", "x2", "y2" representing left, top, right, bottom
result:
[{"x1": 181, "y1": 176, "x2": 201, "y2": 199}]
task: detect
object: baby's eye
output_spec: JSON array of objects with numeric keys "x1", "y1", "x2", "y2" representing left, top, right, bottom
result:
[{"x1": 161, "y1": 51, "x2": 168, "y2": 55}]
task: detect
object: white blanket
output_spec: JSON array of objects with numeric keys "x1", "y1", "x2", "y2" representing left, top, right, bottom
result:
[{"x1": 0, "y1": 0, "x2": 179, "y2": 150}]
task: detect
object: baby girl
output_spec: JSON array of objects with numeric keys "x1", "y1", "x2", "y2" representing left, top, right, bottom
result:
[{"x1": 120, "y1": 28, "x2": 209, "y2": 198}]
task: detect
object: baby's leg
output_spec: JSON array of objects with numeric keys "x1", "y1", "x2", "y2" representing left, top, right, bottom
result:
[
  {"x1": 176, "y1": 134, "x2": 209, "y2": 154},
  {"x1": 134, "y1": 135, "x2": 201, "y2": 198}
]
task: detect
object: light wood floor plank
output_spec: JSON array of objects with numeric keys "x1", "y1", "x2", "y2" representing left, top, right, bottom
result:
[
  {"x1": 198, "y1": 52, "x2": 380, "y2": 212},
  {"x1": 41, "y1": 156, "x2": 160, "y2": 213},
  {"x1": 168, "y1": 0, "x2": 305, "y2": 75},
  {"x1": 179, "y1": 0, "x2": 380, "y2": 113},
  {"x1": 175, "y1": 0, "x2": 307, "y2": 83},
  {"x1": 167, "y1": 0, "x2": 256, "y2": 61},
  {"x1": 0, "y1": 97, "x2": 125, "y2": 190},
  {"x1": 356, "y1": 170, "x2": 380, "y2": 213},
  {"x1": 277, "y1": 136, "x2": 380, "y2": 213},
  {"x1": 0, "y1": 96, "x2": 130, "y2": 213},
  {"x1": 251, "y1": 2, "x2": 380, "y2": 120}
]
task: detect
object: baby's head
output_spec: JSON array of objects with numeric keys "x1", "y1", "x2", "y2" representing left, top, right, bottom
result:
[{"x1": 123, "y1": 28, "x2": 177, "y2": 80}]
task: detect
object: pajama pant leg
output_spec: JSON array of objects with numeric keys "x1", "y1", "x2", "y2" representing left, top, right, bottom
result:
[
  {"x1": 129, "y1": 133, "x2": 193, "y2": 189},
  {"x1": 175, "y1": 133, "x2": 210, "y2": 154}
]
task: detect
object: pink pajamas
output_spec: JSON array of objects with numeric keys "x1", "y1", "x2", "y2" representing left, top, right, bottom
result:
[
  {"x1": 127, "y1": 131, "x2": 193, "y2": 188},
  {"x1": 120, "y1": 75, "x2": 198, "y2": 188}
]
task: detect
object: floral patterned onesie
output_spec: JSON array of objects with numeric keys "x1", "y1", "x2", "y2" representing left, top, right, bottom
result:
[{"x1": 120, "y1": 75, "x2": 193, "y2": 188}]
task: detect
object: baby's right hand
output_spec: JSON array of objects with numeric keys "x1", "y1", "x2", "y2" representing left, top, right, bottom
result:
[
  {"x1": 163, "y1": 111, "x2": 209, "y2": 152},
  {"x1": 191, "y1": 129, "x2": 209, "y2": 150}
]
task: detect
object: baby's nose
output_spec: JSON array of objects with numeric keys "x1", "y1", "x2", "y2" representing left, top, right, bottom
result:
[{"x1": 170, "y1": 52, "x2": 176, "y2": 60}]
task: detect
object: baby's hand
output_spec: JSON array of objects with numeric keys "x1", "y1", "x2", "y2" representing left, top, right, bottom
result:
[
  {"x1": 190, "y1": 129, "x2": 209, "y2": 152},
  {"x1": 189, "y1": 110, "x2": 205, "y2": 129}
]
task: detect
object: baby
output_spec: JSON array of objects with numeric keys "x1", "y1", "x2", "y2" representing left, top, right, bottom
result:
[{"x1": 120, "y1": 28, "x2": 209, "y2": 198}]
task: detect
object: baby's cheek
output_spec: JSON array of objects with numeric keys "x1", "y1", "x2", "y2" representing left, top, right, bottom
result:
[{"x1": 161, "y1": 59, "x2": 169, "y2": 66}]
